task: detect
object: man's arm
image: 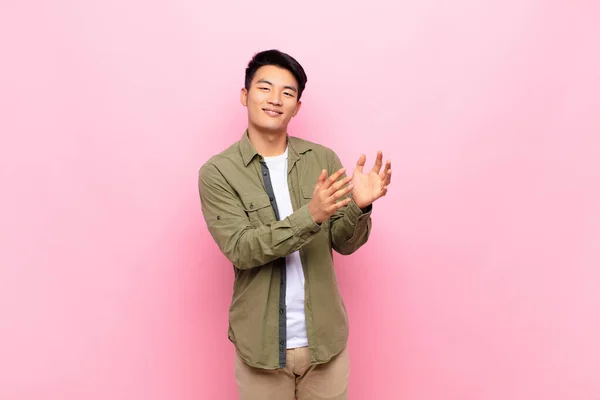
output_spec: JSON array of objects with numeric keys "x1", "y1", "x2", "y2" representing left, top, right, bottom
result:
[
  {"x1": 328, "y1": 150, "x2": 373, "y2": 255},
  {"x1": 198, "y1": 162, "x2": 321, "y2": 270}
]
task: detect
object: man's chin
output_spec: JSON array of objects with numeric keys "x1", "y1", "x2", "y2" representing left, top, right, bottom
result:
[{"x1": 250, "y1": 122, "x2": 287, "y2": 135}]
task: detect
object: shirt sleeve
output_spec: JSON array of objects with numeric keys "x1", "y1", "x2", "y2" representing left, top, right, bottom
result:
[
  {"x1": 198, "y1": 162, "x2": 321, "y2": 269},
  {"x1": 327, "y1": 149, "x2": 373, "y2": 255}
]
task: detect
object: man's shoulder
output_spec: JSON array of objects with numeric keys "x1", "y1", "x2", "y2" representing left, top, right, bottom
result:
[
  {"x1": 201, "y1": 138, "x2": 243, "y2": 164},
  {"x1": 198, "y1": 140, "x2": 242, "y2": 177}
]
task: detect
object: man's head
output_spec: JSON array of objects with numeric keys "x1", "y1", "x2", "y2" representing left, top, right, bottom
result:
[{"x1": 240, "y1": 49, "x2": 307, "y2": 135}]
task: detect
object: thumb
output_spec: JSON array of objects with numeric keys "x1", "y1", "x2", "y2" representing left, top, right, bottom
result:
[{"x1": 355, "y1": 154, "x2": 366, "y2": 174}]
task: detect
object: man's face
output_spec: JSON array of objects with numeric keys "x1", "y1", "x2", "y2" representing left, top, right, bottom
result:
[{"x1": 241, "y1": 65, "x2": 302, "y2": 134}]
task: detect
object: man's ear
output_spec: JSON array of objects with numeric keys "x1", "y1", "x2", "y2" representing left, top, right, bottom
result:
[
  {"x1": 293, "y1": 100, "x2": 302, "y2": 117},
  {"x1": 240, "y1": 88, "x2": 248, "y2": 106}
]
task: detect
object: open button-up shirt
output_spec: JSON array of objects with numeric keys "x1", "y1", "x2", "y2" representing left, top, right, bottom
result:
[{"x1": 197, "y1": 130, "x2": 372, "y2": 369}]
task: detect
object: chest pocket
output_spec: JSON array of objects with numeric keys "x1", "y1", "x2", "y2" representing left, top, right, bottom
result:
[
  {"x1": 301, "y1": 185, "x2": 331, "y2": 231},
  {"x1": 240, "y1": 193, "x2": 275, "y2": 226}
]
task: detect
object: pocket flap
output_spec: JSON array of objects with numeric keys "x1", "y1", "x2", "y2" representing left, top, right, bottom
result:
[
  {"x1": 240, "y1": 193, "x2": 271, "y2": 211},
  {"x1": 301, "y1": 185, "x2": 314, "y2": 199}
]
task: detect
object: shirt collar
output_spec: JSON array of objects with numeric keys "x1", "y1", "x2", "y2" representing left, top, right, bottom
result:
[{"x1": 239, "y1": 129, "x2": 312, "y2": 167}]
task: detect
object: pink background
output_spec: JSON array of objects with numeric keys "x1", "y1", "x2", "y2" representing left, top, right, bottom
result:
[{"x1": 1, "y1": 1, "x2": 599, "y2": 399}]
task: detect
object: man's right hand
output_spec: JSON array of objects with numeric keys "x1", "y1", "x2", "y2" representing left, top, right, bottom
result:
[{"x1": 307, "y1": 168, "x2": 354, "y2": 224}]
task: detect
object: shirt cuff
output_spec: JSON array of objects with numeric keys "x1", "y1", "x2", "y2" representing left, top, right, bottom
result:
[
  {"x1": 289, "y1": 205, "x2": 322, "y2": 241},
  {"x1": 345, "y1": 199, "x2": 373, "y2": 222}
]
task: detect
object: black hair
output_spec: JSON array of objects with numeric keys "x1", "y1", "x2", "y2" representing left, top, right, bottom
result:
[{"x1": 244, "y1": 49, "x2": 308, "y2": 101}]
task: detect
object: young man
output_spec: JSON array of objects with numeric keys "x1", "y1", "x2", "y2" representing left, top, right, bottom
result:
[{"x1": 197, "y1": 49, "x2": 392, "y2": 399}]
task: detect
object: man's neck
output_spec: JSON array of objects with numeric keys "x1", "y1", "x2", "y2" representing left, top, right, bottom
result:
[{"x1": 247, "y1": 126, "x2": 288, "y2": 157}]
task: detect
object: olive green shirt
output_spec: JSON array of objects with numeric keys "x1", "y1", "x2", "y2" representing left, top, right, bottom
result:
[{"x1": 197, "y1": 130, "x2": 373, "y2": 370}]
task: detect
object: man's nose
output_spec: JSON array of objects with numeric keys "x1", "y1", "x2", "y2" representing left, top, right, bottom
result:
[{"x1": 267, "y1": 92, "x2": 282, "y2": 105}]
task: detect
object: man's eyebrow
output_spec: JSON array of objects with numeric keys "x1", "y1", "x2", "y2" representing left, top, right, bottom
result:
[
  {"x1": 256, "y1": 79, "x2": 273, "y2": 86},
  {"x1": 256, "y1": 79, "x2": 297, "y2": 92}
]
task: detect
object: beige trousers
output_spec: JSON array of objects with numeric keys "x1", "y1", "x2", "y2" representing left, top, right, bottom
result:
[{"x1": 234, "y1": 346, "x2": 350, "y2": 400}]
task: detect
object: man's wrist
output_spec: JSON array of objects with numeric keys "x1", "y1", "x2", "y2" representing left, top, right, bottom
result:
[
  {"x1": 353, "y1": 199, "x2": 372, "y2": 212},
  {"x1": 307, "y1": 204, "x2": 324, "y2": 225}
]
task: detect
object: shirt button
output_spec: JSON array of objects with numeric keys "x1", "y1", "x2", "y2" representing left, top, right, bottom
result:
[
  {"x1": 249, "y1": 204, "x2": 254, "y2": 209},
  {"x1": 270, "y1": 196, "x2": 274, "y2": 202},
  {"x1": 263, "y1": 171, "x2": 267, "y2": 176},
  {"x1": 279, "y1": 308, "x2": 284, "y2": 315},
  {"x1": 279, "y1": 339, "x2": 284, "y2": 345}
]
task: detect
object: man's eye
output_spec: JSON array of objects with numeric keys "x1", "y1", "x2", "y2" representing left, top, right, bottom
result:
[
  {"x1": 284, "y1": 92, "x2": 292, "y2": 97},
  {"x1": 259, "y1": 87, "x2": 269, "y2": 91}
]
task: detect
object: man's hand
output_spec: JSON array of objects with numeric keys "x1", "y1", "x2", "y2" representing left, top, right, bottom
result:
[
  {"x1": 308, "y1": 168, "x2": 354, "y2": 224},
  {"x1": 351, "y1": 151, "x2": 392, "y2": 209}
]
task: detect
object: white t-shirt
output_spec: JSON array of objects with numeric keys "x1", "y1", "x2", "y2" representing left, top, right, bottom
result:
[{"x1": 263, "y1": 147, "x2": 308, "y2": 349}]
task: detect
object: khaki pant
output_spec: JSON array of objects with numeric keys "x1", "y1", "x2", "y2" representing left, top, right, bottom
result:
[{"x1": 235, "y1": 346, "x2": 350, "y2": 400}]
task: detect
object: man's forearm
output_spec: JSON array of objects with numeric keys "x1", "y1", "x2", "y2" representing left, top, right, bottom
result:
[
  {"x1": 208, "y1": 205, "x2": 321, "y2": 269},
  {"x1": 329, "y1": 199, "x2": 372, "y2": 255},
  {"x1": 199, "y1": 164, "x2": 322, "y2": 269}
]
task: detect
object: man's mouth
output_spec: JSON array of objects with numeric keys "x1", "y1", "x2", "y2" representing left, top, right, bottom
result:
[{"x1": 263, "y1": 108, "x2": 283, "y2": 117}]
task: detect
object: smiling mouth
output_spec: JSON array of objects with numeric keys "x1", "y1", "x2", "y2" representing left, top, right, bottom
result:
[{"x1": 262, "y1": 108, "x2": 283, "y2": 117}]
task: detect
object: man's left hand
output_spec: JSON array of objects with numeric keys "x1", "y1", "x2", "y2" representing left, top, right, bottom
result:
[{"x1": 350, "y1": 151, "x2": 392, "y2": 209}]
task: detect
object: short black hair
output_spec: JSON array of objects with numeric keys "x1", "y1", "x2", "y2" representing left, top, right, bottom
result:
[{"x1": 244, "y1": 49, "x2": 308, "y2": 101}]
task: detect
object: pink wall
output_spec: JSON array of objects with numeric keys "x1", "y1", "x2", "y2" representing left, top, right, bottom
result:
[{"x1": 1, "y1": 1, "x2": 599, "y2": 399}]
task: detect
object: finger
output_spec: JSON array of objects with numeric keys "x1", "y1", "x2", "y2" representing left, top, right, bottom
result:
[
  {"x1": 330, "y1": 197, "x2": 352, "y2": 212},
  {"x1": 314, "y1": 169, "x2": 327, "y2": 193},
  {"x1": 355, "y1": 154, "x2": 366, "y2": 174},
  {"x1": 381, "y1": 168, "x2": 392, "y2": 186},
  {"x1": 379, "y1": 160, "x2": 391, "y2": 180},
  {"x1": 371, "y1": 151, "x2": 383, "y2": 174},
  {"x1": 332, "y1": 181, "x2": 354, "y2": 201},
  {"x1": 327, "y1": 175, "x2": 353, "y2": 195},
  {"x1": 323, "y1": 167, "x2": 346, "y2": 189}
]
